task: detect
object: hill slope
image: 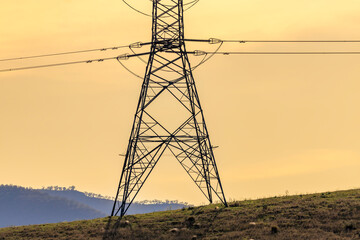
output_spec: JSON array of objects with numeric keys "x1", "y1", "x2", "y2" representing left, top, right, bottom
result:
[
  {"x1": 0, "y1": 185, "x2": 189, "y2": 228},
  {"x1": 0, "y1": 185, "x2": 105, "y2": 228},
  {"x1": 1, "y1": 189, "x2": 360, "y2": 239},
  {"x1": 40, "y1": 189, "x2": 187, "y2": 215}
]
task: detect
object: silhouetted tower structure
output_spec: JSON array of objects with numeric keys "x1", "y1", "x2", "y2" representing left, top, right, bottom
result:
[{"x1": 111, "y1": 0, "x2": 227, "y2": 218}]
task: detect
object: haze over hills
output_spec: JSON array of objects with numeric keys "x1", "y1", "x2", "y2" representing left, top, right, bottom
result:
[
  {"x1": 0, "y1": 185, "x2": 104, "y2": 228},
  {"x1": 0, "y1": 185, "x2": 189, "y2": 228},
  {"x1": 39, "y1": 187, "x2": 188, "y2": 216}
]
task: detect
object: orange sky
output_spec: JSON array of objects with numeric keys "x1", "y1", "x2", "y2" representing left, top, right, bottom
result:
[{"x1": 1, "y1": 0, "x2": 360, "y2": 205}]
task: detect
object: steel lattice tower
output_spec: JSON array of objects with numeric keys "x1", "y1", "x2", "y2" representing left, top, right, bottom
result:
[{"x1": 111, "y1": 0, "x2": 227, "y2": 218}]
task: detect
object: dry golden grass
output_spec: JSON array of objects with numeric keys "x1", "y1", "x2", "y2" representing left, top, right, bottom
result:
[{"x1": 1, "y1": 189, "x2": 360, "y2": 239}]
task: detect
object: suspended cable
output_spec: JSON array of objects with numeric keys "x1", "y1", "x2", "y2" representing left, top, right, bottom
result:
[
  {"x1": 191, "y1": 41, "x2": 223, "y2": 70},
  {"x1": 3, "y1": 50, "x2": 358, "y2": 73},
  {"x1": 0, "y1": 52, "x2": 150, "y2": 73},
  {"x1": 116, "y1": 56, "x2": 144, "y2": 80},
  {"x1": 122, "y1": 0, "x2": 200, "y2": 18},
  {"x1": 186, "y1": 51, "x2": 360, "y2": 55},
  {"x1": 183, "y1": 0, "x2": 200, "y2": 11},
  {"x1": 0, "y1": 57, "x2": 117, "y2": 72},
  {"x1": 223, "y1": 40, "x2": 360, "y2": 43},
  {"x1": 163, "y1": 0, "x2": 200, "y2": 7},
  {"x1": 6, "y1": 50, "x2": 358, "y2": 73},
  {"x1": 185, "y1": 38, "x2": 360, "y2": 43},
  {"x1": 129, "y1": 45, "x2": 148, "y2": 64},
  {"x1": 190, "y1": 52, "x2": 208, "y2": 70},
  {"x1": 122, "y1": 0, "x2": 151, "y2": 17},
  {"x1": 0, "y1": 44, "x2": 134, "y2": 62}
]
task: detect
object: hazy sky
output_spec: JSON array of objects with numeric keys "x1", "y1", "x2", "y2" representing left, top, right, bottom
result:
[{"x1": 1, "y1": 0, "x2": 360, "y2": 205}]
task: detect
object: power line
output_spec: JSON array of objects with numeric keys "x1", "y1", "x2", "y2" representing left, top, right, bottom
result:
[
  {"x1": 3, "y1": 51, "x2": 359, "y2": 73},
  {"x1": 0, "y1": 57, "x2": 117, "y2": 72},
  {"x1": 3, "y1": 50, "x2": 359, "y2": 73},
  {"x1": 0, "y1": 44, "x2": 135, "y2": 62},
  {"x1": 185, "y1": 51, "x2": 360, "y2": 55},
  {"x1": 223, "y1": 40, "x2": 360, "y2": 43},
  {"x1": 0, "y1": 53, "x2": 150, "y2": 73},
  {"x1": 185, "y1": 38, "x2": 360, "y2": 43},
  {"x1": 122, "y1": 0, "x2": 151, "y2": 17},
  {"x1": 3, "y1": 38, "x2": 358, "y2": 63}
]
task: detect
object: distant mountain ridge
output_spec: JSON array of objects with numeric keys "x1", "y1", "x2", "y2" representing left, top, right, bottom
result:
[
  {"x1": 39, "y1": 188, "x2": 188, "y2": 215},
  {"x1": 0, "y1": 185, "x2": 105, "y2": 228},
  {"x1": 0, "y1": 185, "x2": 189, "y2": 228}
]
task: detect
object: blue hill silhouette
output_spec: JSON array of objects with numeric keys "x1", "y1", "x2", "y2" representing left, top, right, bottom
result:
[{"x1": 0, "y1": 185, "x2": 189, "y2": 228}]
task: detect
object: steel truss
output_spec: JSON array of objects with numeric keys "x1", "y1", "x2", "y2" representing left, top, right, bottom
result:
[{"x1": 111, "y1": 0, "x2": 227, "y2": 218}]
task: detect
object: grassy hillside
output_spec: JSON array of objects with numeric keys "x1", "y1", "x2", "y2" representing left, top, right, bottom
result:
[{"x1": 1, "y1": 189, "x2": 360, "y2": 239}]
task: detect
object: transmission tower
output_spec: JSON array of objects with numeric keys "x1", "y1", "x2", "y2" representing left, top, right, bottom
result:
[{"x1": 111, "y1": 0, "x2": 227, "y2": 218}]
